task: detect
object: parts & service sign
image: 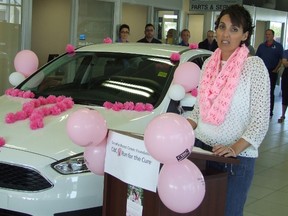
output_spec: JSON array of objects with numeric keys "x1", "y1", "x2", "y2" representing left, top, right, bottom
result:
[{"x1": 190, "y1": 0, "x2": 242, "y2": 11}]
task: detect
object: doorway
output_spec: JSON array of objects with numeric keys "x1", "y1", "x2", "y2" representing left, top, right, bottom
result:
[{"x1": 188, "y1": 14, "x2": 204, "y2": 44}]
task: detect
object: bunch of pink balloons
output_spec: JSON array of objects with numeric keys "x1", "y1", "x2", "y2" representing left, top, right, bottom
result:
[
  {"x1": 9, "y1": 50, "x2": 39, "y2": 86},
  {"x1": 66, "y1": 108, "x2": 108, "y2": 175},
  {"x1": 144, "y1": 113, "x2": 205, "y2": 213},
  {"x1": 168, "y1": 62, "x2": 201, "y2": 101}
]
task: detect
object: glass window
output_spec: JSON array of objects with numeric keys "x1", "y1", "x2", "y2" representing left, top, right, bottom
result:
[
  {"x1": 20, "y1": 53, "x2": 175, "y2": 108},
  {"x1": 0, "y1": 0, "x2": 22, "y2": 94},
  {"x1": 77, "y1": 0, "x2": 114, "y2": 46},
  {"x1": 270, "y1": 21, "x2": 283, "y2": 43}
]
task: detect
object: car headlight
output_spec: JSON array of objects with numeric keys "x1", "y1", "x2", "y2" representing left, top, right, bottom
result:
[{"x1": 51, "y1": 153, "x2": 90, "y2": 175}]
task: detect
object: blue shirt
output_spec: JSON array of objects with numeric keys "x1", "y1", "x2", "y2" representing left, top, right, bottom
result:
[
  {"x1": 178, "y1": 41, "x2": 189, "y2": 46},
  {"x1": 256, "y1": 40, "x2": 283, "y2": 71}
]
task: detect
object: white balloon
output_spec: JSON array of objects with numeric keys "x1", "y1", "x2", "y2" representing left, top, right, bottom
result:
[
  {"x1": 168, "y1": 84, "x2": 186, "y2": 101},
  {"x1": 9, "y1": 72, "x2": 26, "y2": 86}
]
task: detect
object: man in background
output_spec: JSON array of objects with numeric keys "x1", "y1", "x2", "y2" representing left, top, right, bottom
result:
[
  {"x1": 137, "y1": 24, "x2": 162, "y2": 43},
  {"x1": 198, "y1": 30, "x2": 218, "y2": 51},
  {"x1": 178, "y1": 29, "x2": 190, "y2": 46},
  {"x1": 256, "y1": 29, "x2": 283, "y2": 117}
]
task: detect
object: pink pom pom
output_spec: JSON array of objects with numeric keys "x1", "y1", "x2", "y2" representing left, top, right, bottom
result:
[
  {"x1": 38, "y1": 96, "x2": 47, "y2": 105},
  {"x1": 29, "y1": 110, "x2": 44, "y2": 120},
  {"x1": 40, "y1": 107, "x2": 51, "y2": 116},
  {"x1": 63, "y1": 98, "x2": 74, "y2": 108},
  {"x1": 123, "y1": 101, "x2": 135, "y2": 110},
  {"x1": 46, "y1": 95, "x2": 57, "y2": 103},
  {"x1": 11, "y1": 89, "x2": 20, "y2": 97},
  {"x1": 30, "y1": 119, "x2": 44, "y2": 130},
  {"x1": 0, "y1": 137, "x2": 5, "y2": 147},
  {"x1": 103, "y1": 101, "x2": 113, "y2": 109},
  {"x1": 33, "y1": 99, "x2": 41, "y2": 108},
  {"x1": 50, "y1": 106, "x2": 62, "y2": 115},
  {"x1": 189, "y1": 43, "x2": 198, "y2": 49},
  {"x1": 56, "y1": 102, "x2": 67, "y2": 111},
  {"x1": 112, "y1": 102, "x2": 124, "y2": 111},
  {"x1": 23, "y1": 91, "x2": 35, "y2": 98},
  {"x1": 22, "y1": 102, "x2": 34, "y2": 115},
  {"x1": 134, "y1": 103, "x2": 146, "y2": 111},
  {"x1": 56, "y1": 95, "x2": 66, "y2": 102},
  {"x1": 15, "y1": 111, "x2": 28, "y2": 120},
  {"x1": 17, "y1": 90, "x2": 24, "y2": 97},
  {"x1": 191, "y1": 88, "x2": 198, "y2": 97},
  {"x1": 5, "y1": 113, "x2": 16, "y2": 123},
  {"x1": 145, "y1": 103, "x2": 154, "y2": 111},
  {"x1": 66, "y1": 44, "x2": 75, "y2": 54},
  {"x1": 103, "y1": 37, "x2": 113, "y2": 44},
  {"x1": 5, "y1": 88, "x2": 13, "y2": 95},
  {"x1": 170, "y1": 52, "x2": 180, "y2": 62}
]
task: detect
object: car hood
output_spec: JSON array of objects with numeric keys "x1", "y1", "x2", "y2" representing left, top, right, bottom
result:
[{"x1": 0, "y1": 95, "x2": 168, "y2": 160}]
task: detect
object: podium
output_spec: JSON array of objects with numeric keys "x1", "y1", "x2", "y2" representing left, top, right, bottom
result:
[{"x1": 102, "y1": 150, "x2": 239, "y2": 216}]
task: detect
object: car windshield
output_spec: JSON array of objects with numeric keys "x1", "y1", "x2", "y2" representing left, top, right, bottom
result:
[{"x1": 19, "y1": 52, "x2": 176, "y2": 107}]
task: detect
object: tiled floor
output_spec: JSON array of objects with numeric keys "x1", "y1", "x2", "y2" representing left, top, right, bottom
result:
[{"x1": 244, "y1": 92, "x2": 288, "y2": 216}]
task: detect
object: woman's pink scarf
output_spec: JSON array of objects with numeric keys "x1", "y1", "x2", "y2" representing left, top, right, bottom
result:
[{"x1": 199, "y1": 45, "x2": 249, "y2": 125}]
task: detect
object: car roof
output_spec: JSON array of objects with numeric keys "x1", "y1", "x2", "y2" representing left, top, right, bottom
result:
[{"x1": 76, "y1": 43, "x2": 212, "y2": 60}]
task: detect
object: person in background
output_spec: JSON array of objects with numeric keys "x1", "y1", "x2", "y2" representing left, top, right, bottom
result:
[
  {"x1": 165, "y1": 28, "x2": 178, "y2": 44},
  {"x1": 198, "y1": 30, "x2": 218, "y2": 51},
  {"x1": 278, "y1": 49, "x2": 288, "y2": 123},
  {"x1": 187, "y1": 4, "x2": 270, "y2": 216},
  {"x1": 137, "y1": 23, "x2": 162, "y2": 43},
  {"x1": 116, "y1": 24, "x2": 130, "y2": 43},
  {"x1": 178, "y1": 29, "x2": 190, "y2": 46},
  {"x1": 256, "y1": 29, "x2": 283, "y2": 117}
]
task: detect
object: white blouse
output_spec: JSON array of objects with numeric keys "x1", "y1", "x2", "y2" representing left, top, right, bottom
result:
[{"x1": 188, "y1": 56, "x2": 270, "y2": 158}]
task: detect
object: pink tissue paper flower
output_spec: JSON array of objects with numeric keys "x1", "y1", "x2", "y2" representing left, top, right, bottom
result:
[
  {"x1": 103, "y1": 37, "x2": 113, "y2": 44},
  {"x1": 145, "y1": 103, "x2": 154, "y2": 111},
  {"x1": 191, "y1": 88, "x2": 198, "y2": 97},
  {"x1": 30, "y1": 118, "x2": 44, "y2": 130},
  {"x1": 103, "y1": 101, "x2": 113, "y2": 109},
  {"x1": 66, "y1": 44, "x2": 75, "y2": 54},
  {"x1": 0, "y1": 137, "x2": 5, "y2": 147},
  {"x1": 124, "y1": 101, "x2": 135, "y2": 110},
  {"x1": 170, "y1": 52, "x2": 180, "y2": 62},
  {"x1": 112, "y1": 102, "x2": 124, "y2": 111},
  {"x1": 189, "y1": 43, "x2": 198, "y2": 49},
  {"x1": 5, "y1": 113, "x2": 16, "y2": 123},
  {"x1": 134, "y1": 103, "x2": 146, "y2": 112}
]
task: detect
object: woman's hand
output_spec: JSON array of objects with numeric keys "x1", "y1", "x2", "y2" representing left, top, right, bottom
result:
[{"x1": 212, "y1": 144, "x2": 237, "y2": 157}]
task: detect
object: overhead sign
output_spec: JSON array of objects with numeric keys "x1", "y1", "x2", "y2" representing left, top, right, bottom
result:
[{"x1": 190, "y1": 0, "x2": 242, "y2": 11}]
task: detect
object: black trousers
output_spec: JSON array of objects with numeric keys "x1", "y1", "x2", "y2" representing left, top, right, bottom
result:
[
  {"x1": 281, "y1": 69, "x2": 288, "y2": 105},
  {"x1": 269, "y1": 71, "x2": 278, "y2": 115}
]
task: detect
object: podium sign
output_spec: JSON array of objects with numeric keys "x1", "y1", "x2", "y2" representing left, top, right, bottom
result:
[{"x1": 104, "y1": 130, "x2": 160, "y2": 192}]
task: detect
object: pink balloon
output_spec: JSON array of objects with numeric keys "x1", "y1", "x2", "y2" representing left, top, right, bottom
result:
[
  {"x1": 173, "y1": 62, "x2": 200, "y2": 92},
  {"x1": 66, "y1": 108, "x2": 108, "y2": 147},
  {"x1": 84, "y1": 138, "x2": 107, "y2": 175},
  {"x1": 157, "y1": 159, "x2": 205, "y2": 213},
  {"x1": 144, "y1": 113, "x2": 195, "y2": 164},
  {"x1": 14, "y1": 50, "x2": 39, "y2": 77}
]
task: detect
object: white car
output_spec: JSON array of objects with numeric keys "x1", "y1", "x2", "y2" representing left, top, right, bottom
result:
[{"x1": 0, "y1": 43, "x2": 211, "y2": 216}]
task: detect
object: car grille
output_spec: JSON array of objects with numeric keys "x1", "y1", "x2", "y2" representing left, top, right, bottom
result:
[{"x1": 0, "y1": 162, "x2": 53, "y2": 191}]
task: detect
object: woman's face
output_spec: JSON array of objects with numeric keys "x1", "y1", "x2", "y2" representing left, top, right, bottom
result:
[
  {"x1": 120, "y1": 27, "x2": 129, "y2": 42},
  {"x1": 216, "y1": 14, "x2": 248, "y2": 60},
  {"x1": 181, "y1": 31, "x2": 190, "y2": 43}
]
